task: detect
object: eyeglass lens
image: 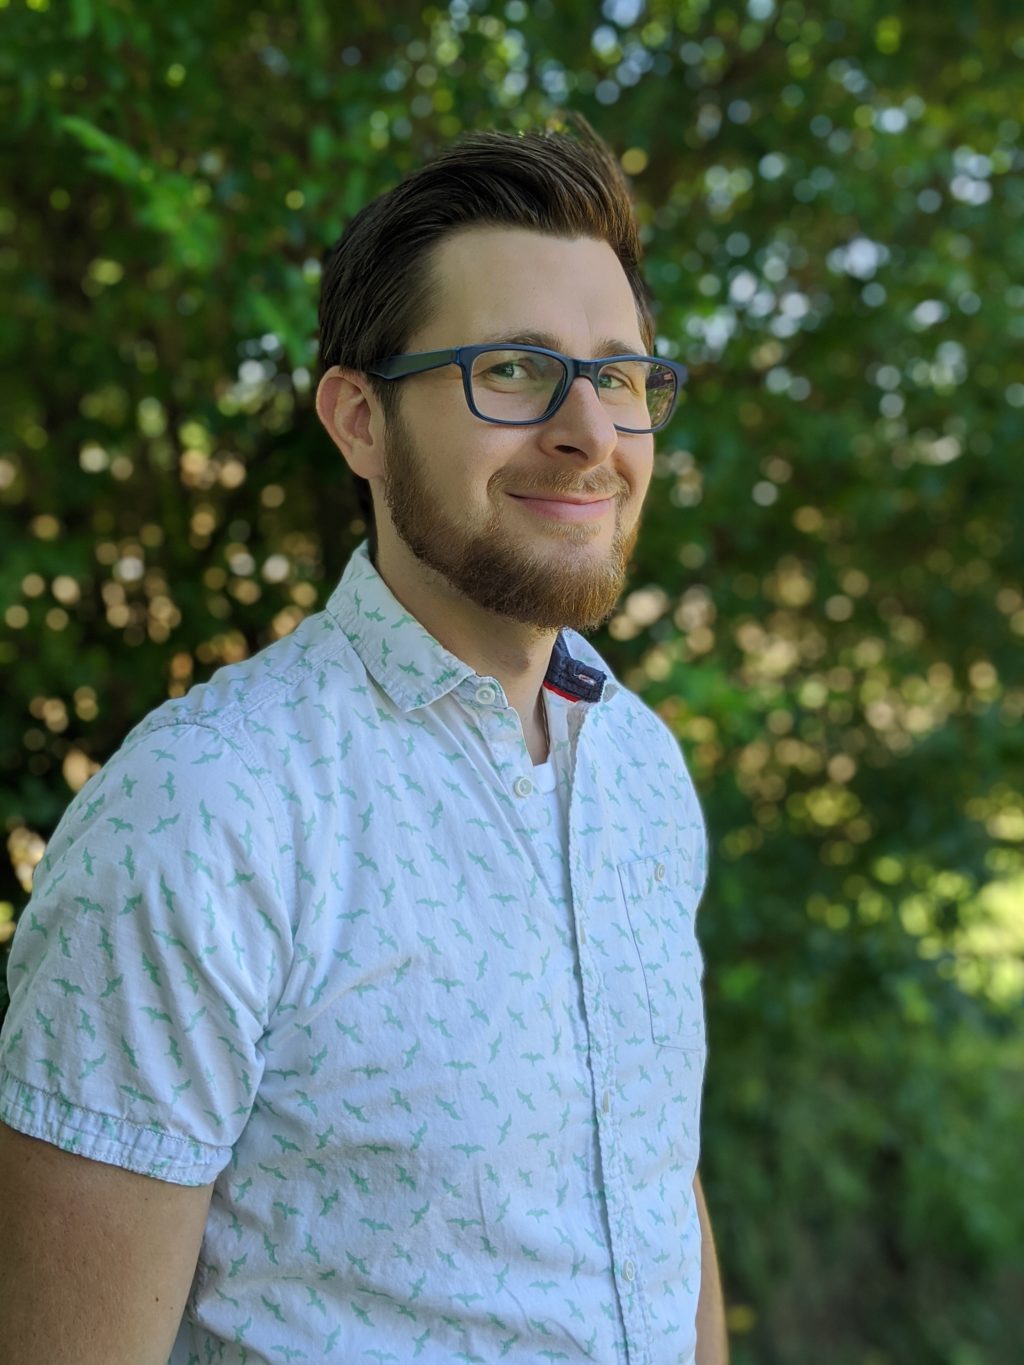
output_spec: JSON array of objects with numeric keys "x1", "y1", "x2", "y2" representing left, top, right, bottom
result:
[{"x1": 469, "y1": 349, "x2": 676, "y2": 430}]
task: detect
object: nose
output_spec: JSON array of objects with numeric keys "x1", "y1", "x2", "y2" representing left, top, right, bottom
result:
[{"x1": 541, "y1": 374, "x2": 620, "y2": 462}]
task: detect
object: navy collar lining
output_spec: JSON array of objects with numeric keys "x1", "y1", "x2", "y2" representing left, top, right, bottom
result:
[{"x1": 543, "y1": 632, "x2": 607, "y2": 703}]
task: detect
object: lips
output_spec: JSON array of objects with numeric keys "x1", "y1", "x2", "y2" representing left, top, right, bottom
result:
[
  {"x1": 508, "y1": 493, "x2": 616, "y2": 504},
  {"x1": 508, "y1": 493, "x2": 615, "y2": 523}
]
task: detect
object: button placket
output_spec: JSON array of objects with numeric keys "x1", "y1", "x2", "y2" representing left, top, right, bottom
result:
[
  {"x1": 471, "y1": 679, "x2": 539, "y2": 787},
  {"x1": 565, "y1": 716, "x2": 651, "y2": 1356}
]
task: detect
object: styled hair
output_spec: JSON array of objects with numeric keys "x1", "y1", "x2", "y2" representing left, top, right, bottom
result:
[{"x1": 316, "y1": 113, "x2": 655, "y2": 560}]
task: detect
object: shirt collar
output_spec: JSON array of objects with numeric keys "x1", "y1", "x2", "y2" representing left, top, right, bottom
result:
[{"x1": 326, "y1": 540, "x2": 620, "y2": 712}]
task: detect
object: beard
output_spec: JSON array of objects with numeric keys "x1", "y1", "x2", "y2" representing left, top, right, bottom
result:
[{"x1": 378, "y1": 407, "x2": 642, "y2": 637}]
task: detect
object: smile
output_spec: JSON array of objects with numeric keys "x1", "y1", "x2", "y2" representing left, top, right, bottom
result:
[{"x1": 508, "y1": 495, "x2": 614, "y2": 523}]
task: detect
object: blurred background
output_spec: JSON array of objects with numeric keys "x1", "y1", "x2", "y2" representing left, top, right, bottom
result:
[{"x1": 1, "y1": 1, "x2": 1022, "y2": 1360}]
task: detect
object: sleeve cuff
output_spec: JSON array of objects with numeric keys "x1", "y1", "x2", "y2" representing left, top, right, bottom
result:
[{"x1": 0, "y1": 1068, "x2": 231, "y2": 1187}]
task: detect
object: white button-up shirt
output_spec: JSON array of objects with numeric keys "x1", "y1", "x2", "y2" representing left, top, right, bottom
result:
[{"x1": 0, "y1": 539, "x2": 709, "y2": 1364}]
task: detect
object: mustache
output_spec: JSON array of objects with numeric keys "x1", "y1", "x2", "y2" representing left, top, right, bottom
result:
[{"x1": 499, "y1": 480, "x2": 625, "y2": 500}]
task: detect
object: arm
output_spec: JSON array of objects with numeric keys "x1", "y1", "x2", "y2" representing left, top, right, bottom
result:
[
  {"x1": 694, "y1": 1168, "x2": 729, "y2": 1365},
  {"x1": 0, "y1": 1121, "x2": 214, "y2": 1365}
]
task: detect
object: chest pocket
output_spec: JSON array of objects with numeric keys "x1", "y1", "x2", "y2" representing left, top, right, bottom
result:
[{"x1": 617, "y1": 850, "x2": 705, "y2": 1052}]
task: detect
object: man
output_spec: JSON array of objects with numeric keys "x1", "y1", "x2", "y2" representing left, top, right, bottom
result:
[{"x1": 0, "y1": 115, "x2": 726, "y2": 1363}]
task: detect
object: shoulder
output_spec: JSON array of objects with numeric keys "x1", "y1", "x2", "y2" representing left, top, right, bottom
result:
[{"x1": 135, "y1": 602, "x2": 360, "y2": 742}]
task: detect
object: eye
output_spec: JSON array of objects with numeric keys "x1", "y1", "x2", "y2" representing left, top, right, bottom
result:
[
  {"x1": 599, "y1": 365, "x2": 643, "y2": 394},
  {"x1": 474, "y1": 351, "x2": 563, "y2": 386},
  {"x1": 597, "y1": 370, "x2": 627, "y2": 390},
  {"x1": 486, "y1": 360, "x2": 530, "y2": 381}
]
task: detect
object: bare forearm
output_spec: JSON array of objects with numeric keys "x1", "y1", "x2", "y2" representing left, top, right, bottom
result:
[{"x1": 694, "y1": 1171, "x2": 729, "y2": 1365}]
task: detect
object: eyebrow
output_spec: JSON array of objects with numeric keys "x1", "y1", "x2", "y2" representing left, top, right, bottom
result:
[{"x1": 475, "y1": 330, "x2": 647, "y2": 359}]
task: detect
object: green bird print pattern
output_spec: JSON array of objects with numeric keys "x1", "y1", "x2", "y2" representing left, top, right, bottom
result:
[{"x1": 0, "y1": 540, "x2": 708, "y2": 1365}]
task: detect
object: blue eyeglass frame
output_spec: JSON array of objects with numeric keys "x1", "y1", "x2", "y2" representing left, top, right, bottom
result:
[{"x1": 365, "y1": 343, "x2": 688, "y2": 434}]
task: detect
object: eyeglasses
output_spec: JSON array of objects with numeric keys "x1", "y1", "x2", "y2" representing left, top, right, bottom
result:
[{"x1": 366, "y1": 343, "x2": 687, "y2": 434}]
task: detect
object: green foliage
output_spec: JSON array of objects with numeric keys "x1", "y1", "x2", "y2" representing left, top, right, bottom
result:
[{"x1": 1, "y1": 2, "x2": 1022, "y2": 1360}]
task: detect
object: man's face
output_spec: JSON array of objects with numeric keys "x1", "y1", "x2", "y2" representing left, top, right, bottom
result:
[{"x1": 373, "y1": 227, "x2": 656, "y2": 635}]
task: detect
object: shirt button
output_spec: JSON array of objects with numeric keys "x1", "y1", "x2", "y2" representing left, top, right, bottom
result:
[
  {"x1": 513, "y1": 776, "x2": 534, "y2": 798},
  {"x1": 475, "y1": 685, "x2": 497, "y2": 705},
  {"x1": 654, "y1": 862, "x2": 666, "y2": 882},
  {"x1": 623, "y1": 1258, "x2": 636, "y2": 1282},
  {"x1": 601, "y1": 1090, "x2": 610, "y2": 1114}
]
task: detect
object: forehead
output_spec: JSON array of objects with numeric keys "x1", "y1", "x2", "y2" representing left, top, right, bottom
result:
[{"x1": 418, "y1": 226, "x2": 644, "y2": 350}]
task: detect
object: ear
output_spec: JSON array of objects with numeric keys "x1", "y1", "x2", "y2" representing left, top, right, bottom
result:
[{"x1": 314, "y1": 366, "x2": 384, "y2": 481}]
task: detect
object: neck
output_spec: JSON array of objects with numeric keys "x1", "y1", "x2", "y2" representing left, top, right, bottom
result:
[{"x1": 371, "y1": 536, "x2": 558, "y2": 755}]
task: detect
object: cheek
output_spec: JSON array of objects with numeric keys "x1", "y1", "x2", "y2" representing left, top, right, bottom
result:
[
  {"x1": 443, "y1": 446, "x2": 504, "y2": 513},
  {"x1": 472, "y1": 436, "x2": 538, "y2": 494},
  {"x1": 620, "y1": 445, "x2": 653, "y2": 498}
]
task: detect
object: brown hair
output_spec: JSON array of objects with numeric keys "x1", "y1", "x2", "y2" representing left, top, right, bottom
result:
[{"x1": 316, "y1": 113, "x2": 655, "y2": 560}]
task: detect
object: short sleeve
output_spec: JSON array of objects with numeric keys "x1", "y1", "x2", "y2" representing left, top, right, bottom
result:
[{"x1": 0, "y1": 718, "x2": 293, "y2": 1186}]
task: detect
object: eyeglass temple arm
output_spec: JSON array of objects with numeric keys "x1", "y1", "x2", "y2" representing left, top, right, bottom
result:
[{"x1": 365, "y1": 349, "x2": 458, "y2": 380}]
